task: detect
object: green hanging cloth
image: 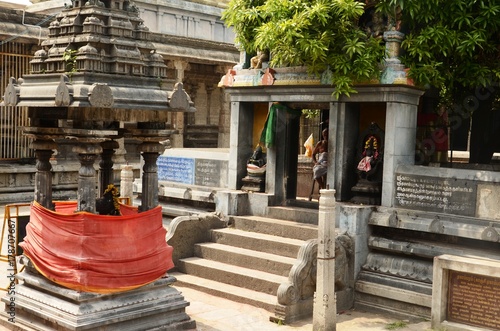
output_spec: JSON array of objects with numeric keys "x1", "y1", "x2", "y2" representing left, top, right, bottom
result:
[{"x1": 259, "y1": 103, "x2": 292, "y2": 148}]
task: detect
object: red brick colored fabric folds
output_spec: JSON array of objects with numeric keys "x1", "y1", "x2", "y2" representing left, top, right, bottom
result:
[{"x1": 20, "y1": 201, "x2": 174, "y2": 294}]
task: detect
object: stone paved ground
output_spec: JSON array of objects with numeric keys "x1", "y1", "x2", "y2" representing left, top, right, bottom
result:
[
  {"x1": 175, "y1": 285, "x2": 432, "y2": 331},
  {"x1": 0, "y1": 283, "x2": 433, "y2": 331}
]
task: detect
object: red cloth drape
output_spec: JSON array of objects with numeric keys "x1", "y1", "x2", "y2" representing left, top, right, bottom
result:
[{"x1": 20, "y1": 201, "x2": 174, "y2": 294}]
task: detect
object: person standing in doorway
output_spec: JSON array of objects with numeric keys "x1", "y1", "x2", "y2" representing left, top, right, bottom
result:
[{"x1": 312, "y1": 128, "x2": 328, "y2": 190}]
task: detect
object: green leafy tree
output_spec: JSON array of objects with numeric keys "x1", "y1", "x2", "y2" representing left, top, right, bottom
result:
[
  {"x1": 223, "y1": 0, "x2": 500, "y2": 163},
  {"x1": 222, "y1": 0, "x2": 386, "y2": 97},
  {"x1": 377, "y1": 0, "x2": 500, "y2": 163}
]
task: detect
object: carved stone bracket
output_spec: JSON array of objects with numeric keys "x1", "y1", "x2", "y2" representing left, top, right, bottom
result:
[
  {"x1": 166, "y1": 213, "x2": 227, "y2": 267},
  {"x1": 273, "y1": 234, "x2": 354, "y2": 324},
  {"x1": 55, "y1": 74, "x2": 73, "y2": 106},
  {"x1": 3, "y1": 77, "x2": 20, "y2": 106},
  {"x1": 273, "y1": 239, "x2": 317, "y2": 324}
]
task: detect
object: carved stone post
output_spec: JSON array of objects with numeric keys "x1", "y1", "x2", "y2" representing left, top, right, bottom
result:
[
  {"x1": 32, "y1": 139, "x2": 57, "y2": 210},
  {"x1": 170, "y1": 60, "x2": 190, "y2": 148},
  {"x1": 73, "y1": 142, "x2": 102, "y2": 213},
  {"x1": 98, "y1": 140, "x2": 119, "y2": 196},
  {"x1": 313, "y1": 189, "x2": 337, "y2": 331},
  {"x1": 120, "y1": 164, "x2": 134, "y2": 205},
  {"x1": 380, "y1": 30, "x2": 406, "y2": 84},
  {"x1": 138, "y1": 141, "x2": 164, "y2": 211}
]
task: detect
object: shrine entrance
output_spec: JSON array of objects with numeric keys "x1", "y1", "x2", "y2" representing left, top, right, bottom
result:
[{"x1": 222, "y1": 83, "x2": 423, "y2": 212}]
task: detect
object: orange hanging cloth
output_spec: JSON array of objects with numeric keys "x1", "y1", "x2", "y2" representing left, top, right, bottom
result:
[{"x1": 20, "y1": 201, "x2": 174, "y2": 294}]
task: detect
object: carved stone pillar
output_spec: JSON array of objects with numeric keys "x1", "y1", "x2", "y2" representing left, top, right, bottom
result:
[
  {"x1": 380, "y1": 30, "x2": 406, "y2": 84},
  {"x1": 32, "y1": 139, "x2": 57, "y2": 210},
  {"x1": 170, "y1": 60, "x2": 190, "y2": 148},
  {"x1": 138, "y1": 141, "x2": 164, "y2": 212},
  {"x1": 73, "y1": 143, "x2": 103, "y2": 213},
  {"x1": 173, "y1": 60, "x2": 189, "y2": 83},
  {"x1": 120, "y1": 164, "x2": 134, "y2": 204},
  {"x1": 98, "y1": 140, "x2": 119, "y2": 196},
  {"x1": 206, "y1": 84, "x2": 214, "y2": 125},
  {"x1": 184, "y1": 81, "x2": 197, "y2": 126}
]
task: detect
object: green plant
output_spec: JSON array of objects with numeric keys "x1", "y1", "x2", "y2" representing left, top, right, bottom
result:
[
  {"x1": 376, "y1": 0, "x2": 500, "y2": 164},
  {"x1": 385, "y1": 320, "x2": 408, "y2": 330},
  {"x1": 302, "y1": 109, "x2": 320, "y2": 119},
  {"x1": 222, "y1": 0, "x2": 386, "y2": 97},
  {"x1": 376, "y1": 0, "x2": 500, "y2": 91},
  {"x1": 62, "y1": 49, "x2": 78, "y2": 76}
]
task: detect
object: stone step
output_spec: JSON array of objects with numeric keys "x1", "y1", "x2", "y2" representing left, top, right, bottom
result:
[
  {"x1": 357, "y1": 270, "x2": 432, "y2": 296},
  {"x1": 230, "y1": 215, "x2": 318, "y2": 241},
  {"x1": 194, "y1": 242, "x2": 295, "y2": 277},
  {"x1": 170, "y1": 271, "x2": 277, "y2": 313},
  {"x1": 210, "y1": 227, "x2": 305, "y2": 258},
  {"x1": 354, "y1": 257, "x2": 434, "y2": 319},
  {"x1": 355, "y1": 275, "x2": 432, "y2": 319},
  {"x1": 354, "y1": 291, "x2": 431, "y2": 320},
  {"x1": 267, "y1": 205, "x2": 318, "y2": 225},
  {"x1": 177, "y1": 257, "x2": 288, "y2": 296}
]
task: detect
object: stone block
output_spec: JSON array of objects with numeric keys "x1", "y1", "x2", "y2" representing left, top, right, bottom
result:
[
  {"x1": 477, "y1": 183, "x2": 500, "y2": 220},
  {"x1": 215, "y1": 190, "x2": 248, "y2": 216}
]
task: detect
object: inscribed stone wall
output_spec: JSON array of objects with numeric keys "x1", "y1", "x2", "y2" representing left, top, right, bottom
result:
[{"x1": 395, "y1": 165, "x2": 500, "y2": 221}]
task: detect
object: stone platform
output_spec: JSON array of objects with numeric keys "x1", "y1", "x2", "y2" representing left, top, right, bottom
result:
[{"x1": 2, "y1": 264, "x2": 195, "y2": 331}]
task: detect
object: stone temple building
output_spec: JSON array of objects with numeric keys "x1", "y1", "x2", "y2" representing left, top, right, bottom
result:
[{"x1": 0, "y1": 0, "x2": 239, "y2": 203}]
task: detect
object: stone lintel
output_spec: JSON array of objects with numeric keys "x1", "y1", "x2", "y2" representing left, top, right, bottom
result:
[{"x1": 225, "y1": 84, "x2": 424, "y2": 106}]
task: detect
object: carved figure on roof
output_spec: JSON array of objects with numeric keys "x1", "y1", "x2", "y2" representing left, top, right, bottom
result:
[{"x1": 250, "y1": 50, "x2": 269, "y2": 69}]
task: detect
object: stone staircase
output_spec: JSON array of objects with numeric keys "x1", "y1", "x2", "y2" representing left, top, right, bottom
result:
[{"x1": 170, "y1": 206, "x2": 318, "y2": 313}]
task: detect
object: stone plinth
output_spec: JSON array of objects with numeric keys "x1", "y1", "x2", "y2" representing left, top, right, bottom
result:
[{"x1": 2, "y1": 262, "x2": 195, "y2": 331}]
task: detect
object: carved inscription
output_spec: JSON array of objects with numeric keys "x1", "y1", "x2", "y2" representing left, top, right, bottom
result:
[
  {"x1": 395, "y1": 174, "x2": 476, "y2": 216},
  {"x1": 194, "y1": 159, "x2": 221, "y2": 187},
  {"x1": 157, "y1": 156, "x2": 194, "y2": 184},
  {"x1": 447, "y1": 271, "x2": 500, "y2": 330}
]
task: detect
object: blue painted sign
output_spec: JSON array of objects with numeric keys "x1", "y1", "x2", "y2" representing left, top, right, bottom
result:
[{"x1": 158, "y1": 156, "x2": 194, "y2": 184}]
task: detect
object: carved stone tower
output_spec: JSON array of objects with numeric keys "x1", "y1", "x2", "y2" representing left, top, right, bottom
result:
[{"x1": 3, "y1": 0, "x2": 195, "y2": 212}]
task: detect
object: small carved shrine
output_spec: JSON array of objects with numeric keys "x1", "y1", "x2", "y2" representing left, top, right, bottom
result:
[
  {"x1": 2, "y1": 0, "x2": 196, "y2": 329},
  {"x1": 351, "y1": 122, "x2": 385, "y2": 205}
]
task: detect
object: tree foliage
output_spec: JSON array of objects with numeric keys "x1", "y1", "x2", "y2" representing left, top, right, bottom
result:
[
  {"x1": 222, "y1": 0, "x2": 386, "y2": 97},
  {"x1": 376, "y1": 0, "x2": 500, "y2": 92}
]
